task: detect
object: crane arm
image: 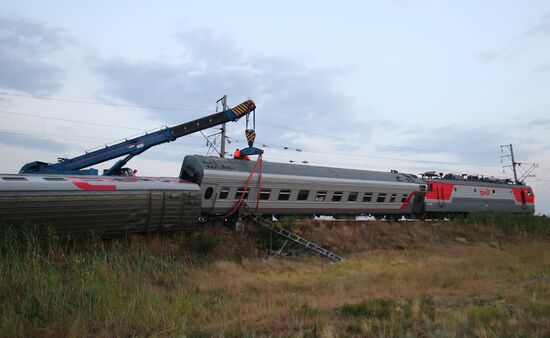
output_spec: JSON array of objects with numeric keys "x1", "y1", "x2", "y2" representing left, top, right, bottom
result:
[{"x1": 19, "y1": 99, "x2": 256, "y2": 175}]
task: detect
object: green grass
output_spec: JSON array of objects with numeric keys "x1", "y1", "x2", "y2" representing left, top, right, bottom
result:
[
  {"x1": 457, "y1": 212, "x2": 550, "y2": 238},
  {"x1": 0, "y1": 218, "x2": 549, "y2": 337}
]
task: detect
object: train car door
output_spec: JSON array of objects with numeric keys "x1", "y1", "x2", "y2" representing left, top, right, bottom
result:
[
  {"x1": 520, "y1": 190, "x2": 526, "y2": 208},
  {"x1": 437, "y1": 185, "x2": 445, "y2": 208}
]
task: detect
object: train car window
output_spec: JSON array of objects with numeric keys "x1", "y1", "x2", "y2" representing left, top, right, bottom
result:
[
  {"x1": 363, "y1": 193, "x2": 373, "y2": 202},
  {"x1": 473, "y1": 188, "x2": 477, "y2": 193},
  {"x1": 389, "y1": 194, "x2": 396, "y2": 203},
  {"x1": 454, "y1": 187, "x2": 457, "y2": 192},
  {"x1": 219, "y1": 187, "x2": 230, "y2": 199},
  {"x1": 332, "y1": 192, "x2": 343, "y2": 202},
  {"x1": 235, "y1": 187, "x2": 249, "y2": 200},
  {"x1": 2, "y1": 177, "x2": 28, "y2": 181},
  {"x1": 348, "y1": 192, "x2": 358, "y2": 202},
  {"x1": 278, "y1": 189, "x2": 291, "y2": 201},
  {"x1": 204, "y1": 187, "x2": 214, "y2": 200},
  {"x1": 260, "y1": 189, "x2": 271, "y2": 200},
  {"x1": 377, "y1": 193, "x2": 387, "y2": 203},
  {"x1": 43, "y1": 177, "x2": 66, "y2": 181},
  {"x1": 401, "y1": 194, "x2": 408, "y2": 203},
  {"x1": 492, "y1": 189, "x2": 495, "y2": 194},
  {"x1": 315, "y1": 191, "x2": 327, "y2": 201},
  {"x1": 297, "y1": 190, "x2": 309, "y2": 201}
]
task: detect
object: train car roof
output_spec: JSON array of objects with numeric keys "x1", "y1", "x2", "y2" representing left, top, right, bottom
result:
[{"x1": 180, "y1": 155, "x2": 424, "y2": 185}]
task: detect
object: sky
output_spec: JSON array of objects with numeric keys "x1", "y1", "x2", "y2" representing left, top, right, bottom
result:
[{"x1": 1, "y1": 1, "x2": 549, "y2": 214}]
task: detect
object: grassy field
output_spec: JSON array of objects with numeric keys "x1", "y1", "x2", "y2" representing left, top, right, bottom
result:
[{"x1": 0, "y1": 214, "x2": 549, "y2": 337}]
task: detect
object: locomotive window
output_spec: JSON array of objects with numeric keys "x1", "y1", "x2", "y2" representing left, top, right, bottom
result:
[
  {"x1": 260, "y1": 189, "x2": 271, "y2": 200},
  {"x1": 389, "y1": 194, "x2": 396, "y2": 203},
  {"x1": 427, "y1": 184, "x2": 433, "y2": 191},
  {"x1": 377, "y1": 193, "x2": 387, "y2": 203},
  {"x1": 363, "y1": 193, "x2": 373, "y2": 202},
  {"x1": 332, "y1": 192, "x2": 343, "y2": 202},
  {"x1": 492, "y1": 189, "x2": 495, "y2": 194},
  {"x1": 315, "y1": 191, "x2": 327, "y2": 201},
  {"x1": 2, "y1": 177, "x2": 28, "y2": 181},
  {"x1": 348, "y1": 192, "x2": 358, "y2": 202},
  {"x1": 204, "y1": 187, "x2": 214, "y2": 200},
  {"x1": 420, "y1": 185, "x2": 427, "y2": 192},
  {"x1": 219, "y1": 187, "x2": 230, "y2": 199},
  {"x1": 43, "y1": 177, "x2": 66, "y2": 181},
  {"x1": 297, "y1": 190, "x2": 309, "y2": 201},
  {"x1": 473, "y1": 188, "x2": 477, "y2": 193},
  {"x1": 235, "y1": 187, "x2": 249, "y2": 200},
  {"x1": 454, "y1": 187, "x2": 457, "y2": 192},
  {"x1": 278, "y1": 189, "x2": 291, "y2": 201},
  {"x1": 401, "y1": 194, "x2": 408, "y2": 203}
]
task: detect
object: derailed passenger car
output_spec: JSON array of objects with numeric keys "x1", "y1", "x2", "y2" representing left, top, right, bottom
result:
[
  {"x1": 0, "y1": 174, "x2": 201, "y2": 235},
  {"x1": 180, "y1": 155, "x2": 427, "y2": 220}
]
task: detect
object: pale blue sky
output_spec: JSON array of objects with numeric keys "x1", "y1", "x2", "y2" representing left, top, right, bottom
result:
[{"x1": 1, "y1": 1, "x2": 549, "y2": 213}]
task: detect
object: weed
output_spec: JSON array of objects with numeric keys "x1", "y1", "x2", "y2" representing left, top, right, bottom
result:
[{"x1": 340, "y1": 299, "x2": 393, "y2": 319}]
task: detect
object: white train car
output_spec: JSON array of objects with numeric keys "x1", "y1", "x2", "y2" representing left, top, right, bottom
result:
[{"x1": 180, "y1": 155, "x2": 427, "y2": 220}]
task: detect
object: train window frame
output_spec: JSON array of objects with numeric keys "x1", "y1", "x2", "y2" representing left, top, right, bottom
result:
[
  {"x1": 1, "y1": 177, "x2": 28, "y2": 181},
  {"x1": 219, "y1": 187, "x2": 230, "y2": 199},
  {"x1": 278, "y1": 189, "x2": 291, "y2": 201},
  {"x1": 315, "y1": 191, "x2": 327, "y2": 201},
  {"x1": 43, "y1": 177, "x2": 66, "y2": 181},
  {"x1": 235, "y1": 187, "x2": 249, "y2": 200},
  {"x1": 348, "y1": 192, "x2": 358, "y2": 202},
  {"x1": 332, "y1": 191, "x2": 343, "y2": 202},
  {"x1": 389, "y1": 193, "x2": 396, "y2": 203},
  {"x1": 260, "y1": 189, "x2": 271, "y2": 200},
  {"x1": 297, "y1": 190, "x2": 309, "y2": 201},
  {"x1": 204, "y1": 187, "x2": 214, "y2": 200},
  {"x1": 363, "y1": 193, "x2": 373, "y2": 202},
  {"x1": 377, "y1": 193, "x2": 387, "y2": 203},
  {"x1": 401, "y1": 194, "x2": 408, "y2": 203}
]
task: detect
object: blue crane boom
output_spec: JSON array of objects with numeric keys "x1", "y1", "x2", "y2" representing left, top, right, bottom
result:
[{"x1": 19, "y1": 99, "x2": 257, "y2": 176}]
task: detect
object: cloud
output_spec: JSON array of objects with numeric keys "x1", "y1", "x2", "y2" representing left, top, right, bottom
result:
[
  {"x1": 379, "y1": 125, "x2": 532, "y2": 165},
  {"x1": 526, "y1": 12, "x2": 550, "y2": 36},
  {"x1": 477, "y1": 11, "x2": 550, "y2": 63},
  {"x1": 93, "y1": 28, "x2": 362, "y2": 151},
  {"x1": 0, "y1": 16, "x2": 70, "y2": 95},
  {"x1": 528, "y1": 117, "x2": 550, "y2": 127}
]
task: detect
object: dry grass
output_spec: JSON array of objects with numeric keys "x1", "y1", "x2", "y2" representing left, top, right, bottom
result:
[{"x1": 1, "y1": 217, "x2": 549, "y2": 337}]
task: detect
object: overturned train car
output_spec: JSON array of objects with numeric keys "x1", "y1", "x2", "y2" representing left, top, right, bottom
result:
[{"x1": 0, "y1": 175, "x2": 201, "y2": 235}]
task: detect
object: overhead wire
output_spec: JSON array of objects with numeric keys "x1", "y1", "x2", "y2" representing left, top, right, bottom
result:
[
  {"x1": 3, "y1": 91, "x2": 501, "y2": 156},
  {"x1": 1, "y1": 93, "x2": 544, "y2": 181}
]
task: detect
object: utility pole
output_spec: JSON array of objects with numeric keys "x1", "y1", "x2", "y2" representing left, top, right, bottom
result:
[
  {"x1": 501, "y1": 144, "x2": 519, "y2": 184},
  {"x1": 217, "y1": 95, "x2": 228, "y2": 158}
]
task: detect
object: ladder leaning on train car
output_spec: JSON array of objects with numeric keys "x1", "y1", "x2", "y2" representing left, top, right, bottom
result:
[{"x1": 222, "y1": 154, "x2": 344, "y2": 263}]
